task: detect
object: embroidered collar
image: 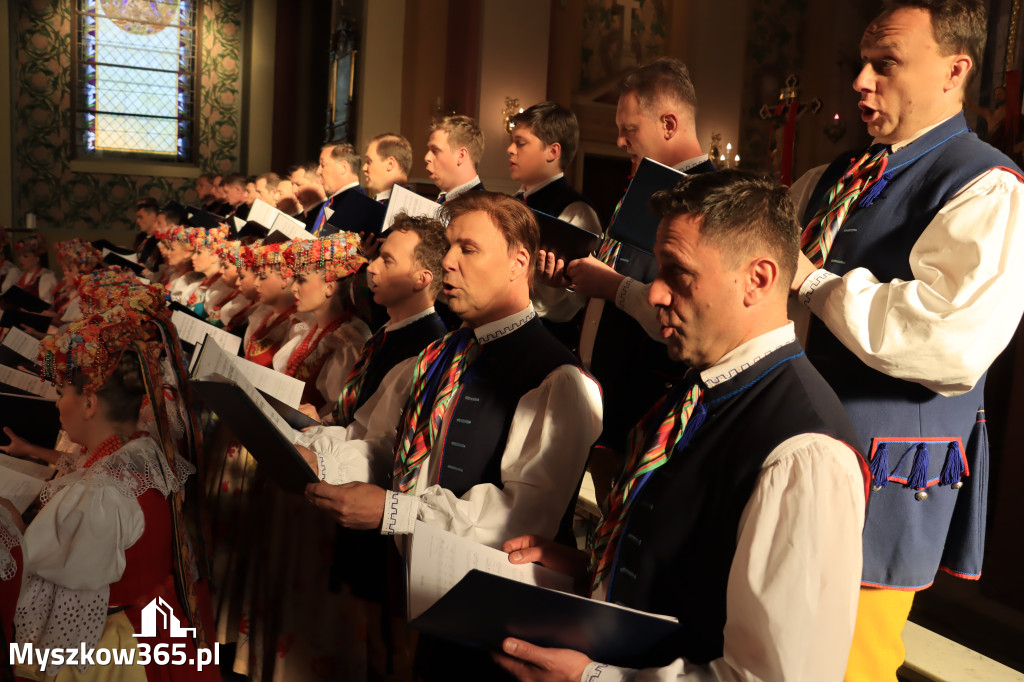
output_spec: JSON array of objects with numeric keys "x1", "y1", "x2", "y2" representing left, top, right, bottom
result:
[
  {"x1": 471, "y1": 305, "x2": 536, "y2": 345},
  {"x1": 675, "y1": 154, "x2": 711, "y2": 173},
  {"x1": 699, "y1": 323, "x2": 796, "y2": 388}
]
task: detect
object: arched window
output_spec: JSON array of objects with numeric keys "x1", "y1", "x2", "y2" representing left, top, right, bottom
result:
[{"x1": 72, "y1": 0, "x2": 199, "y2": 162}]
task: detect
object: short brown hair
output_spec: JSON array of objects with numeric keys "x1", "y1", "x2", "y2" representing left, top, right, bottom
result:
[
  {"x1": 136, "y1": 197, "x2": 159, "y2": 214},
  {"x1": 370, "y1": 133, "x2": 413, "y2": 177},
  {"x1": 650, "y1": 170, "x2": 799, "y2": 287},
  {"x1": 258, "y1": 172, "x2": 282, "y2": 191},
  {"x1": 620, "y1": 57, "x2": 698, "y2": 116},
  {"x1": 430, "y1": 115, "x2": 485, "y2": 166},
  {"x1": 877, "y1": 0, "x2": 986, "y2": 85},
  {"x1": 389, "y1": 213, "x2": 447, "y2": 295},
  {"x1": 326, "y1": 143, "x2": 362, "y2": 173},
  {"x1": 441, "y1": 191, "x2": 538, "y2": 279},
  {"x1": 511, "y1": 102, "x2": 580, "y2": 170},
  {"x1": 222, "y1": 173, "x2": 246, "y2": 189}
]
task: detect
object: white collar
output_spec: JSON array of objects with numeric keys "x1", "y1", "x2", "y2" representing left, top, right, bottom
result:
[
  {"x1": 375, "y1": 187, "x2": 393, "y2": 202},
  {"x1": 439, "y1": 176, "x2": 482, "y2": 202},
  {"x1": 882, "y1": 112, "x2": 960, "y2": 153},
  {"x1": 471, "y1": 304, "x2": 536, "y2": 345},
  {"x1": 385, "y1": 306, "x2": 436, "y2": 332},
  {"x1": 699, "y1": 323, "x2": 797, "y2": 388},
  {"x1": 330, "y1": 181, "x2": 361, "y2": 198},
  {"x1": 521, "y1": 172, "x2": 565, "y2": 198},
  {"x1": 674, "y1": 154, "x2": 710, "y2": 173}
]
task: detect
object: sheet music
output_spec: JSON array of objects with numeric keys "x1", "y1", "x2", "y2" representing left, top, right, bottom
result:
[
  {"x1": 247, "y1": 198, "x2": 277, "y2": 226},
  {"x1": 0, "y1": 365, "x2": 56, "y2": 400},
  {"x1": 170, "y1": 312, "x2": 242, "y2": 357},
  {"x1": 0, "y1": 453, "x2": 53, "y2": 480},
  {"x1": 1, "y1": 327, "x2": 40, "y2": 361},
  {"x1": 190, "y1": 340, "x2": 300, "y2": 438},
  {"x1": 233, "y1": 216, "x2": 246, "y2": 230},
  {"x1": 269, "y1": 212, "x2": 312, "y2": 241},
  {"x1": 382, "y1": 185, "x2": 442, "y2": 233},
  {"x1": 0, "y1": 466, "x2": 45, "y2": 513},
  {"x1": 406, "y1": 521, "x2": 574, "y2": 620}
]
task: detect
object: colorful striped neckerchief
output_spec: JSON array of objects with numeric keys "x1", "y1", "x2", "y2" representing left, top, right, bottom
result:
[
  {"x1": 312, "y1": 195, "x2": 335, "y2": 236},
  {"x1": 800, "y1": 143, "x2": 889, "y2": 267},
  {"x1": 337, "y1": 325, "x2": 388, "y2": 426},
  {"x1": 591, "y1": 375, "x2": 706, "y2": 592},
  {"x1": 392, "y1": 327, "x2": 480, "y2": 493}
]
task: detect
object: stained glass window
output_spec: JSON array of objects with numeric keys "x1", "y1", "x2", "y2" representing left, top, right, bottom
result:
[{"x1": 73, "y1": 0, "x2": 199, "y2": 162}]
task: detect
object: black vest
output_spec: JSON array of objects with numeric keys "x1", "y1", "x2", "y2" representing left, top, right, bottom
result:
[
  {"x1": 355, "y1": 312, "x2": 447, "y2": 414},
  {"x1": 607, "y1": 342, "x2": 864, "y2": 666},
  {"x1": 438, "y1": 316, "x2": 580, "y2": 497},
  {"x1": 524, "y1": 177, "x2": 593, "y2": 218}
]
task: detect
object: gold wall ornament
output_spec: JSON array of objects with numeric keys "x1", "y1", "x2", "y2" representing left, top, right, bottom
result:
[{"x1": 502, "y1": 97, "x2": 524, "y2": 135}]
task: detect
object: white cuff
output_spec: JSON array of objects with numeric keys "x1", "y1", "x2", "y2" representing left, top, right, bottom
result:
[
  {"x1": 581, "y1": 662, "x2": 625, "y2": 681},
  {"x1": 381, "y1": 491, "x2": 419, "y2": 535},
  {"x1": 314, "y1": 451, "x2": 327, "y2": 481},
  {"x1": 798, "y1": 268, "x2": 839, "y2": 308},
  {"x1": 615, "y1": 277, "x2": 637, "y2": 311}
]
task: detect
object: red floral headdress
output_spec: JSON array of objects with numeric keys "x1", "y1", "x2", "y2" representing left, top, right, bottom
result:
[
  {"x1": 254, "y1": 241, "x2": 294, "y2": 278},
  {"x1": 56, "y1": 238, "x2": 103, "y2": 273},
  {"x1": 283, "y1": 232, "x2": 366, "y2": 283},
  {"x1": 14, "y1": 234, "x2": 47, "y2": 256}
]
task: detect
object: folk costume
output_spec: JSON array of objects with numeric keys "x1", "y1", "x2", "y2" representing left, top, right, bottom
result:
[{"x1": 1, "y1": 235, "x2": 57, "y2": 304}]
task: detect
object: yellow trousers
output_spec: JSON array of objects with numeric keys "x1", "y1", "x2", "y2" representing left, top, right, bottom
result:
[{"x1": 844, "y1": 587, "x2": 916, "y2": 682}]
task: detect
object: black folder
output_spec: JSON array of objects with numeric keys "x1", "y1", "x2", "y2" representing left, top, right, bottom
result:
[
  {"x1": 608, "y1": 158, "x2": 687, "y2": 255},
  {"x1": 533, "y1": 209, "x2": 601, "y2": 263},
  {"x1": 90, "y1": 239, "x2": 136, "y2": 257},
  {"x1": 237, "y1": 220, "x2": 270, "y2": 240},
  {"x1": 257, "y1": 389, "x2": 321, "y2": 431},
  {"x1": 325, "y1": 191, "x2": 387, "y2": 237},
  {"x1": 409, "y1": 570, "x2": 680, "y2": 669},
  {"x1": 0, "y1": 310, "x2": 51, "y2": 333},
  {"x1": 186, "y1": 207, "x2": 226, "y2": 229},
  {"x1": 0, "y1": 393, "x2": 61, "y2": 448},
  {"x1": 102, "y1": 252, "x2": 146, "y2": 277},
  {"x1": 168, "y1": 301, "x2": 205, "y2": 321},
  {"x1": 190, "y1": 379, "x2": 318, "y2": 493},
  {"x1": 0, "y1": 286, "x2": 50, "y2": 313}
]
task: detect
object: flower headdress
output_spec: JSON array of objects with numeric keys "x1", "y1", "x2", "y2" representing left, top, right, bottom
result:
[
  {"x1": 216, "y1": 240, "x2": 245, "y2": 269},
  {"x1": 283, "y1": 232, "x2": 366, "y2": 283},
  {"x1": 56, "y1": 238, "x2": 103, "y2": 273},
  {"x1": 79, "y1": 279, "x2": 167, "y2": 318},
  {"x1": 14, "y1": 234, "x2": 47, "y2": 256},
  {"x1": 254, "y1": 241, "x2": 294, "y2": 278},
  {"x1": 187, "y1": 227, "x2": 228, "y2": 251},
  {"x1": 155, "y1": 225, "x2": 191, "y2": 246}
]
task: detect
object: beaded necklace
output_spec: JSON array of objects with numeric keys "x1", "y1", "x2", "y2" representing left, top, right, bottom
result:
[
  {"x1": 245, "y1": 304, "x2": 297, "y2": 358},
  {"x1": 82, "y1": 433, "x2": 124, "y2": 469},
  {"x1": 284, "y1": 317, "x2": 343, "y2": 377}
]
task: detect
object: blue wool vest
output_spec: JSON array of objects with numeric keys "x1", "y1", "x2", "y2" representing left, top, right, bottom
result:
[
  {"x1": 607, "y1": 341, "x2": 865, "y2": 666},
  {"x1": 523, "y1": 177, "x2": 594, "y2": 218},
  {"x1": 589, "y1": 158, "x2": 718, "y2": 452},
  {"x1": 802, "y1": 112, "x2": 1021, "y2": 588}
]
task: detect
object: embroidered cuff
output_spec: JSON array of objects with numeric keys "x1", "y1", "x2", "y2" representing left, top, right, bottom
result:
[
  {"x1": 798, "y1": 268, "x2": 839, "y2": 308},
  {"x1": 314, "y1": 451, "x2": 327, "y2": 481},
  {"x1": 615, "y1": 277, "x2": 636, "y2": 311},
  {"x1": 381, "y1": 491, "x2": 418, "y2": 536},
  {"x1": 582, "y1": 662, "x2": 622, "y2": 681}
]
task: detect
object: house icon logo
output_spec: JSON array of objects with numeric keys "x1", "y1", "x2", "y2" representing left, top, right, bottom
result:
[{"x1": 133, "y1": 597, "x2": 197, "y2": 639}]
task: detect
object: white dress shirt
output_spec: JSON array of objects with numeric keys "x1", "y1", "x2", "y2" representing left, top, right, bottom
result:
[
  {"x1": 582, "y1": 324, "x2": 866, "y2": 682},
  {"x1": 311, "y1": 305, "x2": 604, "y2": 549},
  {"x1": 792, "y1": 114, "x2": 1024, "y2": 396},
  {"x1": 438, "y1": 176, "x2": 482, "y2": 203}
]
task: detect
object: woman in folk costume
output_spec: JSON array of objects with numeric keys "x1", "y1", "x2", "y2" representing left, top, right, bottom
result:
[
  {"x1": 243, "y1": 241, "x2": 305, "y2": 367},
  {"x1": 209, "y1": 242, "x2": 257, "y2": 333},
  {"x1": 185, "y1": 228, "x2": 233, "y2": 320},
  {"x1": 158, "y1": 227, "x2": 203, "y2": 301},
  {"x1": 0, "y1": 235, "x2": 56, "y2": 304},
  {"x1": 51, "y1": 239, "x2": 104, "y2": 327},
  {"x1": 277, "y1": 232, "x2": 370, "y2": 417}
]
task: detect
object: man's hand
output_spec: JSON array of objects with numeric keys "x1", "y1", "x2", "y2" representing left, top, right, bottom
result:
[
  {"x1": 565, "y1": 256, "x2": 624, "y2": 302},
  {"x1": 493, "y1": 638, "x2": 592, "y2": 682},
  {"x1": 305, "y1": 481, "x2": 387, "y2": 530},
  {"x1": 790, "y1": 252, "x2": 818, "y2": 295},
  {"x1": 535, "y1": 250, "x2": 572, "y2": 289},
  {"x1": 359, "y1": 232, "x2": 382, "y2": 260},
  {"x1": 503, "y1": 535, "x2": 590, "y2": 590},
  {"x1": 297, "y1": 404, "x2": 322, "y2": 423}
]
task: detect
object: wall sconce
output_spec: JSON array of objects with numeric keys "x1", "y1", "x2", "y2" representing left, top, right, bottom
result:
[
  {"x1": 709, "y1": 133, "x2": 740, "y2": 169},
  {"x1": 502, "y1": 97, "x2": 524, "y2": 134},
  {"x1": 824, "y1": 113, "x2": 847, "y2": 143}
]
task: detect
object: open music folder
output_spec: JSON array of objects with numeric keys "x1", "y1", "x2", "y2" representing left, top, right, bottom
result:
[{"x1": 608, "y1": 157, "x2": 687, "y2": 255}]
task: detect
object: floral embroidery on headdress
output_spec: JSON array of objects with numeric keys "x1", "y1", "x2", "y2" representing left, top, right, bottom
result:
[
  {"x1": 55, "y1": 238, "x2": 103, "y2": 273},
  {"x1": 154, "y1": 225, "x2": 191, "y2": 246},
  {"x1": 254, "y1": 241, "x2": 295, "y2": 278},
  {"x1": 216, "y1": 240, "x2": 245, "y2": 269},
  {"x1": 283, "y1": 232, "x2": 366, "y2": 283},
  {"x1": 186, "y1": 227, "x2": 228, "y2": 251},
  {"x1": 14, "y1": 234, "x2": 47, "y2": 256}
]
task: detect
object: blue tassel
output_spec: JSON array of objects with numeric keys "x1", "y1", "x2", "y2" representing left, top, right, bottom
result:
[
  {"x1": 858, "y1": 172, "x2": 891, "y2": 207},
  {"x1": 869, "y1": 442, "x2": 889, "y2": 489},
  {"x1": 940, "y1": 441, "x2": 965, "y2": 487},
  {"x1": 907, "y1": 443, "x2": 930, "y2": 490}
]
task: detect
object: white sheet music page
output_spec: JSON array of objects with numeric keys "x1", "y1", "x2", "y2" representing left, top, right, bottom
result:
[
  {"x1": 1, "y1": 327, "x2": 40, "y2": 361},
  {"x1": 0, "y1": 365, "x2": 56, "y2": 400},
  {"x1": 406, "y1": 521, "x2": 574, "y2": 620},
  {"x1": 382, "y1": 185, "x2": 442, "y2": 233},
  {"x1": 170, "y1": 312, "x2": 242, "y2": 357}
]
